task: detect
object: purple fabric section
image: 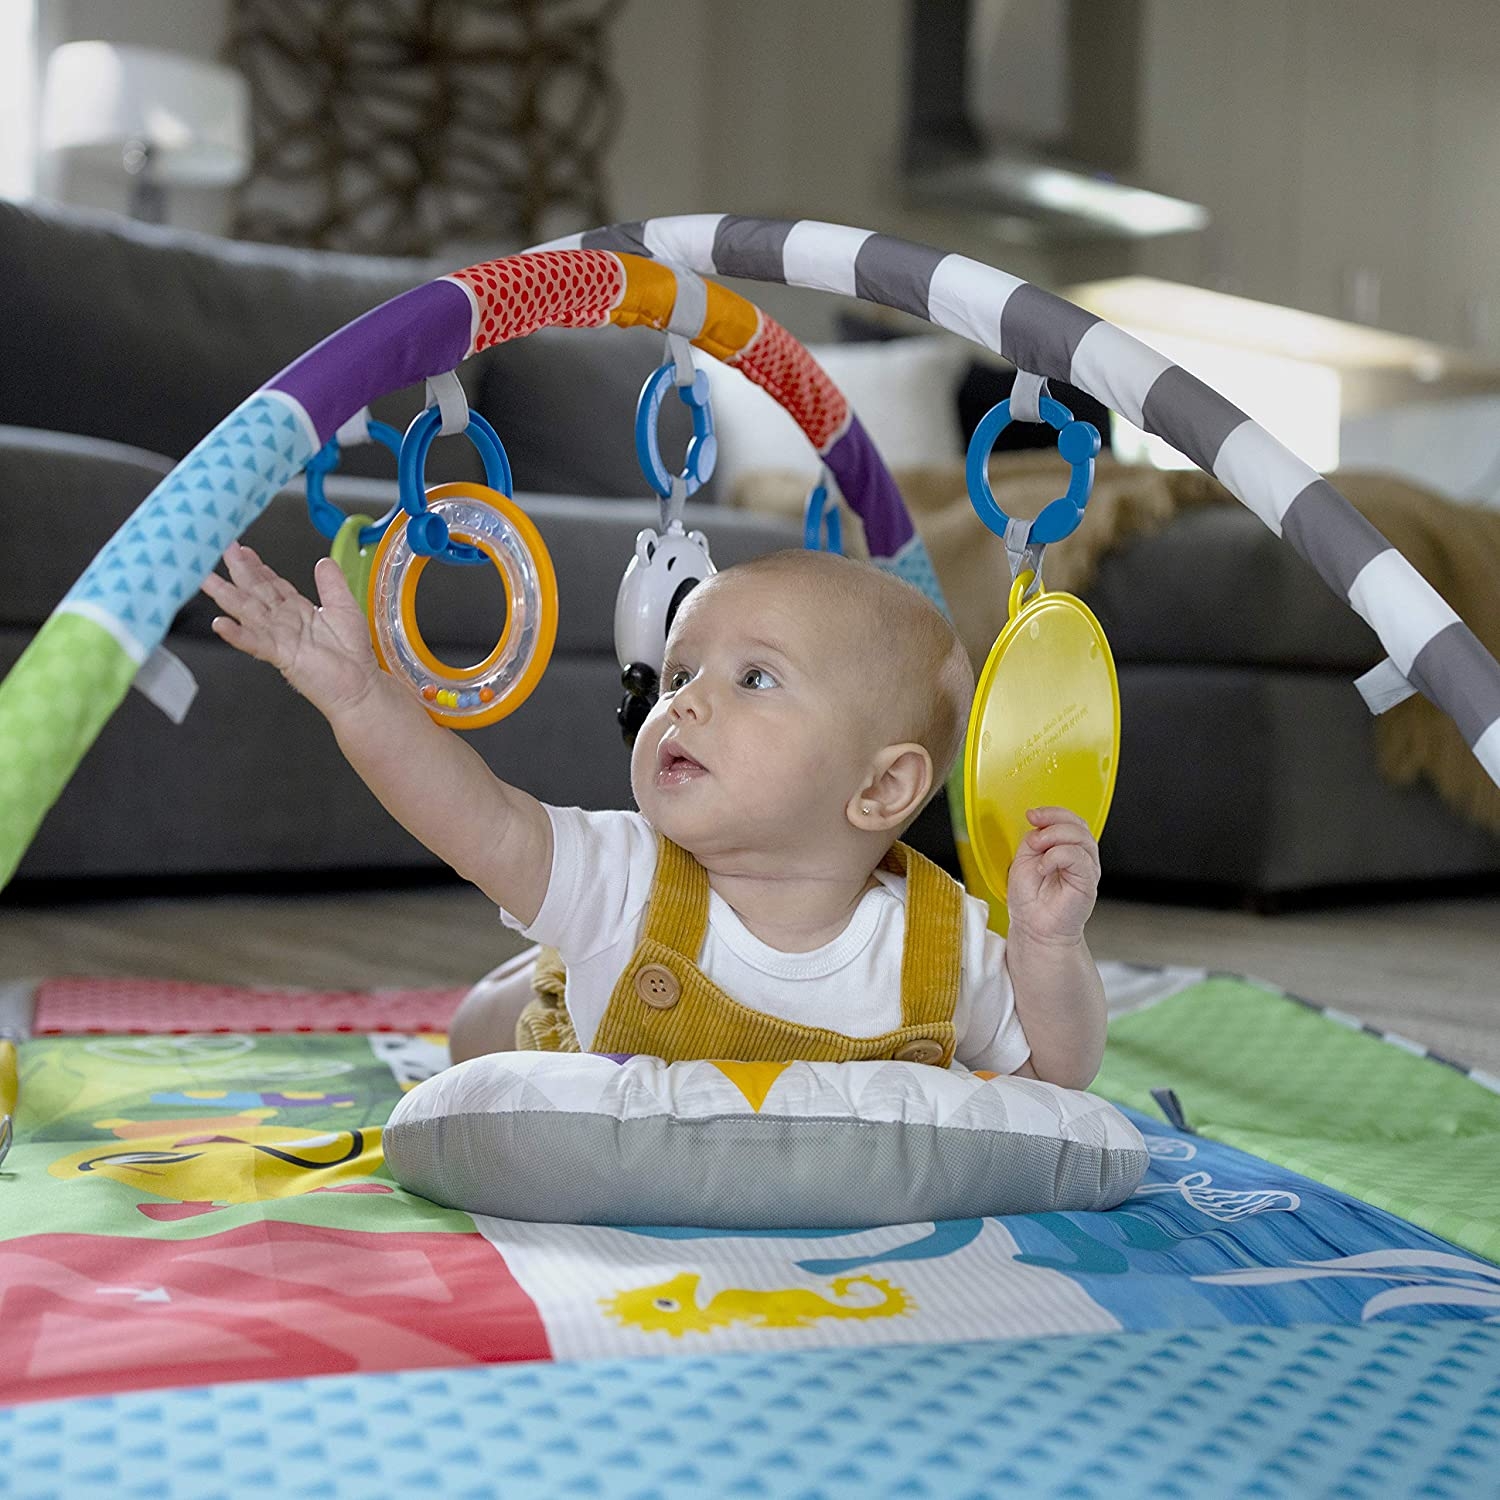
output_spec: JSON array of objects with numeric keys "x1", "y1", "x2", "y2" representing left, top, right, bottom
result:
[
  {"x1": 822, "y1": 416, "x2": 915, "y2": 560},
  {"x1": 267, "y1": 280, "x2": 473, "y2": 443}
]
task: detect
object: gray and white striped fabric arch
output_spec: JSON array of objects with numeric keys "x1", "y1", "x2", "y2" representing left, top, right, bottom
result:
[{"x1": 537, "y1": 214, "x2": 1500, "y2": 795}]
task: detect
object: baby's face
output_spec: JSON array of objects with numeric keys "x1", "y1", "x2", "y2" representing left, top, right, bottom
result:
[{"x1": 629, "y1": 571, "x2": 876, "y2": 858}]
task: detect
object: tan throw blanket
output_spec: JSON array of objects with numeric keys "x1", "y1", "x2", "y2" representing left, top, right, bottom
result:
[{"x1": 734, "y1": 457, "x2": 1500, "y2": 838}]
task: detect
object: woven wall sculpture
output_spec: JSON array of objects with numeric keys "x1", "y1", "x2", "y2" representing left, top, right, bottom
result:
[{"x1": 229, "y1": 0, "x2": 623, "y2": 254}]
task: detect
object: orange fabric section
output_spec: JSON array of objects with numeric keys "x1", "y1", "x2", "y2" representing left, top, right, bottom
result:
[
  {"x1": 609, "y1": 254, "x2": 682, "y2": 333},
  {"x1": 608, "y1": 254, "x2": 762, "y2": 361},
  {"x1": 695, "y1": 281, "x2": 761, "y2": 360}
]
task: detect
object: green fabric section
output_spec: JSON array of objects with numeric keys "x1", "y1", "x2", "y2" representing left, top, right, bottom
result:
[
  {"x1": 6, "y1": 1032, "x2": 475, "y2": 1240},
  {"x1": 1095, "y1": 976, "x2": 1500, "y2": 1265},
  {"x1": 0, "y1": 611, "x2": 139, "y2": 890}
]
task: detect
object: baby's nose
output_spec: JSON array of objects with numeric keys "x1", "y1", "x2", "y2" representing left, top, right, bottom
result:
[{"x1": 669, "y1": 680, "x2": 710, "y2": 721}]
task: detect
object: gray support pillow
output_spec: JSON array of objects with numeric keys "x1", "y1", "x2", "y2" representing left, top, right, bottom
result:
[{"x1": 384, "y1": 1051, "x2": 1148, "y2": 1229}]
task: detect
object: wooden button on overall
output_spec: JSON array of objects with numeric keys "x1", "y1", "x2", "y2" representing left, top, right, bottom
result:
[
  {"x1": 893, "y1": 1038, "x2": 945, "y2": 1065},
  {"x1": 634, "y1": 963, "x2": 681, "y2": 1009}
]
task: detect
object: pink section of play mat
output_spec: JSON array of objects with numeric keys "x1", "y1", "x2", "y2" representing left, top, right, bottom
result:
[{"x1": 31, "y1": 976, "x2": 466, "y2": 1035}]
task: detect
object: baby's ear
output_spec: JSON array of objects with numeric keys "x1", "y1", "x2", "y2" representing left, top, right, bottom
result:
[{"x1": 851, "y1": 743, "x2": 933, "y2": 829}]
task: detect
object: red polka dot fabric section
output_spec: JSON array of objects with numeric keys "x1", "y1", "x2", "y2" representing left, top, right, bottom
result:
[
  {"x1": 732, "y1": 314, "x2": 850, "y2": 453},
  {"x1": 446, "y1": 250, "x2": 626, "y2": 352},
  {"x1": 32, "y1": 977, "x2": 467, "y2": 1035}
]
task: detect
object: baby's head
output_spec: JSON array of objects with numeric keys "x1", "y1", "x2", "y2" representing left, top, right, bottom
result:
[{"x1": 630, "y1": 548, "x2": 975, "y2": 869}]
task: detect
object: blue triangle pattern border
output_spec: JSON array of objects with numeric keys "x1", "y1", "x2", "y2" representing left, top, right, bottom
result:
[{"x1": 59, "y1": 394, "x2": 314, "y2": 660}]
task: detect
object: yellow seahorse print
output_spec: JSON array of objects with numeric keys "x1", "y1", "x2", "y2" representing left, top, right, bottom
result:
[{"x1": 601, "y1": 1271, "x2": 913, "y2": 1336}]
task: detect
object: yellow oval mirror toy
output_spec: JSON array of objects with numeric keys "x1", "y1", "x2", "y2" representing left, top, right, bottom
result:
[{"x1": 956, "y1": 386, "x2": 1120, "y2": 935}]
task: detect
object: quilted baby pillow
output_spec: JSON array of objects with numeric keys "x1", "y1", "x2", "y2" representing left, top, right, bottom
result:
[{"x1": 383, "y1": 1052, "x2": 1149, "y2": 1228}]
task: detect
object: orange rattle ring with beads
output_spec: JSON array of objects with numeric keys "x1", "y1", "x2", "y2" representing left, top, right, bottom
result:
[{"x1": 367, "y1": 481, "x2": 558, "y2": 730}]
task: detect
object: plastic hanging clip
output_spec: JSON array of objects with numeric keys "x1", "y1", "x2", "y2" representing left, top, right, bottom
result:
[
  {"x1": 804, "y1": 467, "x2": 844, "y2": 554},
  {"x1": 634, "y1": 330, "x2": 717, "y2": 530},
  {"x1": 966, "y1": 383, "x2": 1100, "y2": 608}
]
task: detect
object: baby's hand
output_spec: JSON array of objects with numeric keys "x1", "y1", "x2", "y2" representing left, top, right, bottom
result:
[
  {"x1": 1006, "y1": 806, "x2": 1100, "y2": 947},
  {"x1": 202, "y1": 543, "x2": 379, "y2": 721}
]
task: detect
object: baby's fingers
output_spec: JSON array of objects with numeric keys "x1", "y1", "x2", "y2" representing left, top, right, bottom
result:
[
  {"x1": 1026, "y1": 806, "x2": 1089, "y2": 831},
  {"x1": 208, "y1": 610, "x2": 261, "y2": 657},
  {"x1": 1039, "y1": 842, "x2": 1097, "y2": 882},
  {"x1": 205, "y1": 597, "x2": 281, "y2": 667},
  {"x1": 310, "y1": 556, "x2": 376, "y2": 655},
  {"x1": 312, "y1": 555, "x2": 360, "y2": 617},
  {"x1": 221, "y1": 541, "x2": 304, "y2": 607},
  {"x1": 199, "y1": 567, "x2": 237, "y2": 610},
  {"x1": 1024, "y1": 818, "x2": 1098, "y2": 856}
]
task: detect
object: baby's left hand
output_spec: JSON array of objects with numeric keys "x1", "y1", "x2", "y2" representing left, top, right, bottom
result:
[{"x1": 1006, "y1": 806, "x2": 1100, "y2": 946}]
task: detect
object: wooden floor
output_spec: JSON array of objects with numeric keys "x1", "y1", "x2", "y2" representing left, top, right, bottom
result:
[{"x1": 3, "y1": 877, "x2": 1497, "y2": 1073}]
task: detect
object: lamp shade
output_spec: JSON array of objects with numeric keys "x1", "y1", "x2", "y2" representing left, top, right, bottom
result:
[{"x1": 40, "y1": 41, "x2": 249, "y2": 186}]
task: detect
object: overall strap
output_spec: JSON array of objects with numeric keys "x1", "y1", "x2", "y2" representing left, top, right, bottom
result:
[
  {"x1": 879, "y1": 842, "x2": 965, "y2": 1028},
  {"x1": 640, "y1": 834, "x2": 711, "y2": 958}
]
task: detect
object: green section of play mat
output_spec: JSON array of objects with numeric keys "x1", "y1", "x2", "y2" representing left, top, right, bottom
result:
[
  {"x1": 1095, "y1": 975, "x2": 1500, "y2": 1265},
  {"x1": 4, "y1": 1032, "x2": 475, "y2": 1242}
]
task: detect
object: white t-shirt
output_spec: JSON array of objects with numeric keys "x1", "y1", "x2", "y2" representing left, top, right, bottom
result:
[{"x1": 499, "y1": 804, "x2": 1031, "y2": 1074}]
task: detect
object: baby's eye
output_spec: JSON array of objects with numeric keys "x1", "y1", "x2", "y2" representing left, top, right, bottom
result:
[
  {"x1": 663, "y1": 666, "x2": 693, "y2": 692},
  {"x1": 740, "y1": 667, "x2": 778, "y2": 690}
]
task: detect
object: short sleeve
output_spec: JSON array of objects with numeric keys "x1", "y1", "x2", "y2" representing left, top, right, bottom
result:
[
  {"x1": 498, "y1": 805, "x2": 658, "y2": 966},
  {"x1": 955, "y1": 900, "x2": 1031, "y2": 1075}
]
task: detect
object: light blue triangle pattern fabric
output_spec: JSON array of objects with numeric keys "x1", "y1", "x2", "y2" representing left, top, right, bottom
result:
[
  {"x1": 59, "y1": 393, "x2": 313, "y2": 661},
  {"x1": 4, "y1": 1323, "x2": 1498, "y2": 1499}
]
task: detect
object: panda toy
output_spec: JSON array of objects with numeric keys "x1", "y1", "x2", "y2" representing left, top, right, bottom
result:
[{"x1": 613, "y1": 521, "x2": 716, "y2": 746}]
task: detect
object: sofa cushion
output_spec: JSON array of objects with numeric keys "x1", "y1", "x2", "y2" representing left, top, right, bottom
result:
[
  {"x1": 1099, "y1": 664, "x2": 1500, "y2": 893},
  {"x1": 1083, "y1": 504, "x2": 1384, "y2": 673},
  {"x1": 0, "y1": 426, "x2": 176, "y2": 625},
  {"x1": 0, "y1": 200, "x2": 491, "y2": 483},
  {"x1": 0, "y1": 200, "x2": 715, "y2": 500},
  {"x1": 0, "y1": 419, "x2": 798, "y2": 655},
  {"x1": 209, "y1": 486, "x2": 800, "y2": 656},
  {"x1": 477, "y1": 324, "x2": 713, "y2": 502}
]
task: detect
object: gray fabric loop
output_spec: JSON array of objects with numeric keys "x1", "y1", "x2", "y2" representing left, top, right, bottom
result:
[
  {"x1": 133, "y1": 643, "x2": 199, "y2": 723},
  {"x1": 665, "y1": 331, "x2": 697, "y2": 388},
  {"x1": 334, "y1": 407, "x2": 372, "y2": 448},
  {"x1": 664, "y1": 473, "x2": 690, "y2": 532},
  {"x1": 666, "y1": 268, "x2": 708, "y2": 340},
  {"x1": 1010, "y1": 369, "x2": 1049, "y2": 424},
  {"x1": 1356, "y1": 657, "x2": 1418, "y2": 715},
  {"x1": 425, "y1": 369, "x2": 468, "y2": 437}
]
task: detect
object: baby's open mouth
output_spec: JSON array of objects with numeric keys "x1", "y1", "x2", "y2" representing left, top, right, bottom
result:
[{"x1": 656, "y1": 740, "x2": 708, "y2": 785}]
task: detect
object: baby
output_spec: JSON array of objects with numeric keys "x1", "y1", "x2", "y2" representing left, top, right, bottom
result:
[{"x1": 203, "y1": 541, "x2": 1107, "y2": 1088}]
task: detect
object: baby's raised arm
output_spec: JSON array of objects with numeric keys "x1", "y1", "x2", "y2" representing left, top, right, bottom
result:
[{"x1": 202, "y1": 543, "x2": 551, "y2": 925}]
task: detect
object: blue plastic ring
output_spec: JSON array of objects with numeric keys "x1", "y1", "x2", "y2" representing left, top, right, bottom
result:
[
  {"x1": 964, "y1": 396, "x2": 1100, "y2": 545},
  {"x1": 304, "y1": 419, "x2": 406, "y2": 548},
  {"x1": 803, "y1": 481, "x2": 843, "y2": 555},
  {"x1": 635, "y1": 361, "x2": 717, "y2": 500},
  {"x1": 397, "y1": 407, "x2": 514, "y2": 564}
]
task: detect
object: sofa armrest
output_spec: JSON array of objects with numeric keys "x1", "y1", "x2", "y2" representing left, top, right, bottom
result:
[{"x1": 0, "y1": 425, "x2": 175, "y2": 627}]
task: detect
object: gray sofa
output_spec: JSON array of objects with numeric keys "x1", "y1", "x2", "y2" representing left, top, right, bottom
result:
[{"x1": 4, "y1": 200, "x2": 1498, "y2": 904}]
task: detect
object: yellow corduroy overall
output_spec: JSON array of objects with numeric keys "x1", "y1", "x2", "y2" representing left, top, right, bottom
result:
[{"x1": 515, "y1": 835, "x2": 963, "y2": 1067}]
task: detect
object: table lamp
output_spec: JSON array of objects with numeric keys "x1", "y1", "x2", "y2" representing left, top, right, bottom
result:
[{"x1": 39, "y1": 41, "x2": 250, "y2": 223}]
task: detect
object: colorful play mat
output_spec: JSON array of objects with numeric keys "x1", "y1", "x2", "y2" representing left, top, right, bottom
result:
[
  {"x1": 2, "y1": 963, "x2": 1498, "y2": 1497},
  {"x1": 2, "y1": 207, "x2": 1499, "y2": 1494}
]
